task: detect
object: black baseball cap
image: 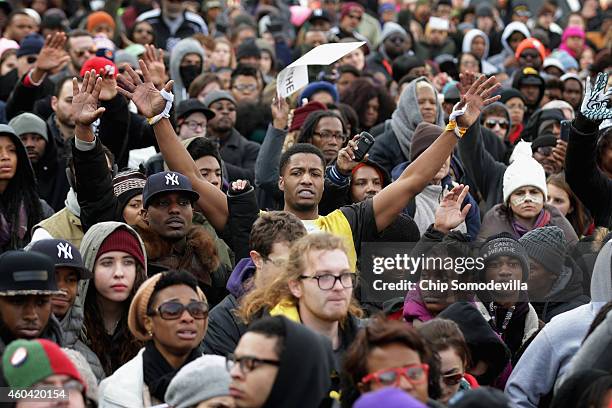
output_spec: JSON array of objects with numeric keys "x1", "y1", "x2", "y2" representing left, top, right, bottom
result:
[
  {"x1": 176, "y1": 98, "x2": 215, "y2": 121},
  {"x1": 308, "y1": 9, "x2": 333, "y2": 24},
  {"x1": 0, "y1": 251, "x2": 62, "y2": 296},
  {"x1": 143, "y1": 171, "x2": 200, "y2": 208},
  {"x1": 27, "y1": 239, "x2": 92, "y2": 280}
]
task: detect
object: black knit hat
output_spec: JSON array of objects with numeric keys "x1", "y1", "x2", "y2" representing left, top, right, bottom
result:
[
  {"x1": 519, "y1": 226, "x2": 566, "y2": 274},
  {"x1": 479, "y1": 232, "x2": 529, "y2": 282},
  {"x1": 236, "y1": 39, "x2": 261, "y2": 61},
  {"x1": 113, "y1": 170, "x2": 147, "y2": 216}
]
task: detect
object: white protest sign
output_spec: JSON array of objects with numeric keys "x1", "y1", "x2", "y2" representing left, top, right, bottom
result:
[{"x1": 276, "y1": 41, "x2": 366, "y2": 99}]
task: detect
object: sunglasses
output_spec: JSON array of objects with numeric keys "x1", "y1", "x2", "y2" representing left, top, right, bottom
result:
[
  {"x1": 484, "y1": 119, "x2": 509, "y2": 129},
  {"x1": 74, "y1": 48, "x2": 96, "y2": 58},
  {"x1": 148, "y1": 301, "x2": 209, "y2": 320},
  {"x1": 361, "y1": 364, "x2": 429, "y2": 387},
  {"x1": 442, "y1": 372, "x2": 463, "y2": 386}
]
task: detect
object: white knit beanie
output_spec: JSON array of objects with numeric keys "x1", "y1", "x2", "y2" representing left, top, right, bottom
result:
[{"x1": 503, "y1": 156, "x2": 548, "y2": 204}]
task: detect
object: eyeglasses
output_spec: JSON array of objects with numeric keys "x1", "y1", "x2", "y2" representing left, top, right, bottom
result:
[
  {"x1": 74, "y1": 48, "x2": 96, "y2": 58},
  {"x1": 361, "y1": 364, "x2": 430, "y2": 388},
  {"x1": 312, "y1": 131, "x2": 346, "y2": 142},
  {"x1": 506, "y1": 103, "x2": 526, "y2": 111},
  {"x1": 26, "y1": 56, "x2": 37, "y2": 64},
  {"x1": 148, "y1": 301, "x2": 209, "y2": 320},
  {"x1": 535, "y1": 146, "x2": 554, "y2": 156},
  {"x1": 183, "y1": 120, "x2": 206, "y2": 131},
  {"x1": 299, "y1": 272, "x2": 356, "y2": 290},
  {"x1": 233, "y1": 83, "x2": 258, "y2": 93},
  {"x1": 226, "y1": 354, "x2": 280, "y2": 375},
  {"x1": 441, "y1": 372, "x2": 463, "y2": 386},
  {"x1": 484, "y1": 119, "x2": 509, "y2": 129}
]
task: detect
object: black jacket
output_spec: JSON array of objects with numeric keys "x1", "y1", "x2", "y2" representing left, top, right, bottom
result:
[
  {"x1": 5, "y1": 70, "x2": 55, "y2": 121},
  {"x1": 33, "y1": 123, "x2": 70, "y2": 211},
  {"x1": 218, "y1": 129, "x2": 260, "y2": 183},
  {"x1": 566, "y1": 113, "x2": 612, "y2": 227},
  {"x1": 368, "y1": 120, "x2": 404, "y2": 175},
  {"x1": 136, "y1": 9, "x2": 208, "y2": 51}
]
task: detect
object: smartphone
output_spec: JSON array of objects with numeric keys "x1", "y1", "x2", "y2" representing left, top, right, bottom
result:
[
  {"x1": 353, "y1": 132, "x2": 375, "y2": 162},
  {"x1": 560, "y1": 120, "x2": 571, "y2": 142}
]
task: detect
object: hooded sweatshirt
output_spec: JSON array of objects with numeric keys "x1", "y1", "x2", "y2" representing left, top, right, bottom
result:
[
  {"x1": 462, "y1": 29, "x2": 499, "y2": 75},
  {"x1": 504, "y1": 239, "x2": 612, "y2": 408},
  {"x1": 261, "y1": 317, "x2": 335, "y2": 408},
  {"x1": 369, "y1": 77, "x2": 445, "y2": 173},
  {"x1": 169, "y1": 38, "x2": 205, "y2": 104},
  {"x1": 488, "y1": 22, "x2": 530, "y2": 73},
  {"x1": 202, "y1": 257, "x2": 255, "y2": 357}
]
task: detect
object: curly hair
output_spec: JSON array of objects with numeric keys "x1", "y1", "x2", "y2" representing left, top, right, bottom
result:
[
  {"x1": 238, "y1": 233, "x2": 363, "y2": 324},
  {"x1": 82, "y1": 260, "x2": 147, "y2": 376},
  {"x1": 339, "y1": 78, "x2": 395, "y2": 130}
]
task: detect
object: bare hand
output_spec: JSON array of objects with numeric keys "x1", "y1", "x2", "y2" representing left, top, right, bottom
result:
[
  {"x1": 336, "y1": 135, "x2": 366, "y2": 175},
  {"x1": 99, "y1": 74, "x2": 118, "y2": 101},
  {"x1": 116, "y1": 59, "x2": 174, "y2": 118},
  {"x1": 72, "y1": 70, "x2": 106, "y2": 127},
  {"x1": 552, "y1": 139, "x2": 567, "y2": 169},
  {"x1": 455, "y1": 74, "x2": 502, "y2": 128},
  {"x1": 142, "y1": 45, "x2": 168, "y2": 90},
  {"x1": 271, "y1": 95, "x2": 290, "y2": 129},
  {"x1": 36, "y1": 33, "x2": 70, "y2": 73},
  {"x1": 231, "y1": 180, "x2": 248, "y2": 192},
  {"x1": 434, "y1": 184, "x2": 471, "y2": 234}
]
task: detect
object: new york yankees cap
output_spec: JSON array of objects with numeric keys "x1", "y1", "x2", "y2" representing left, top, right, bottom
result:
[
  {"x1": 143, "y1": 171, "x2": 200, "y2": 208},
  {"x1": 27, "y1": 239, "x2": 92, "y2": 280},
  {"x1": 0, "y1": 251, "x2": 62, "y2": 296}
]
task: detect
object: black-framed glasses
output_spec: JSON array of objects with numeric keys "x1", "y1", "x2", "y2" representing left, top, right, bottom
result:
[
  {"x1": 233, "y1": 83, "x2": 258, "y2": 92},
  {"x1": 148, "y1": 301, "x2": 209, "y2": 320},
  {"x1": 183, "y1": 120, "x2": 206, "y2": 131},
  {"x1": 226, "y1": 354, "x2": 280, "y2": 374},
  {"x1": 312, "y1": 131, "x2": 346, "y2": 142},
  {"x1": 299, "y1": 273, "x2": 356, "y2": 290}
]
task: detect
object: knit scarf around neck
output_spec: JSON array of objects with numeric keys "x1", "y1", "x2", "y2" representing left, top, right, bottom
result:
[
  {"x1": 511, "y1": 209, "x2": 551, "y2": 238},
  {"x1": 142, "y1": 341, "x2": 201, "y2": 402}
]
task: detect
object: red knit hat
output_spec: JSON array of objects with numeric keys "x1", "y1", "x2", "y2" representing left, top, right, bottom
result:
[
  {"x1": 80, "y1": 56, "x2": 117, "y2": 78},
  {"x1": 340, "y1": 2, "x2": 364, "y2": 20},
  {"x1": 351, "y1": 162, "x2": 385, "y2": 184},
  {"x1": 97, "y1": 228, "x2": 145, "y2": 268},
  {"x1": 289, "y1": 101, "x2": 327, "y2": 132},
  {"x1": 515, "y1": 38, "x2": 547, "y2": 62}
]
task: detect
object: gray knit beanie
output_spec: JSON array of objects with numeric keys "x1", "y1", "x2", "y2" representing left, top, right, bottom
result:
[
  {"x1": 479, "y1": 232, "x2": 529, "y2": 282},
  {"x1": 165, "y1": 355, "x2": 230, "y2": 408},
  {"x1": 519, "y1": 226, "x2": 566, "y2": 274}
]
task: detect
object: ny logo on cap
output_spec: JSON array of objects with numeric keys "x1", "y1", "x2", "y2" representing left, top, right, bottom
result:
[
  {"x1": 57, "y1": 242, "x2": 73, "y2": 260},
  {"x1": 165, "y1": 173, "x2": 179, "y2": 186}
]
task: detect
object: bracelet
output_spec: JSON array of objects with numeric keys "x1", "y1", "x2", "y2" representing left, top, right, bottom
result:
[
  {"x1": 446, "y1": 120, "x2": 468, "y2": 139},
  {"x1": 147, "y1": 89, "x2": 174, "y2": 125}
]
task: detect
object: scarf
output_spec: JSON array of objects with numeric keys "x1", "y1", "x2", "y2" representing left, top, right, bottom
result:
[
  {"x1": 143, "y1": 341, "x2": 201, "y2": 402},
  {"x1": 0, "y1": 202, "x2": 27, "y2": 249},
  {"x1": 64, "y1": 188, "x2": 81, "y2": 217},
  {"x1": 511, "y1": 209, "x2": 551, "y2": 238}
]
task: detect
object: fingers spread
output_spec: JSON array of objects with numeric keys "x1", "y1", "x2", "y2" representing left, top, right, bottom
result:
[
  {"x1": 116, "y1": 86, "x2": 133, "y2": 99},
  {"x1": 93, "y1": 76, "x2": 103, "y2": 100},
  {"x1": 139, "y1": 59, "x2": 151, "y2": 83},
  {"x1": 125, "y1": 64, "x2": 142, "y2": 85},
  {"x1": 117, "y1": 74, "x2": 136, "y2": 93},
  {"x1": 72, "y1": 77, "x2": 80, "y2": 96}
]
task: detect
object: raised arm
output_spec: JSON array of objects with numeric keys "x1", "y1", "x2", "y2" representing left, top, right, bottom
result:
[
  {"x1": 116, "y1": 60, "x2": 229, "y2": 231},
  {"x1": 373, "y1": 74, "x2": 501, "y2": 232}
]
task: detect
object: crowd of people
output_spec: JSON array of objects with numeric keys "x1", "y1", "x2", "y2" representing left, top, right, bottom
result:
[{"x1": 0, "y1": 0, "x2": 610, "y2": 406}]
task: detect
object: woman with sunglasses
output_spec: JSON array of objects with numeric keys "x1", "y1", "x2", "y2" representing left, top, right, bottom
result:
[
  {"x1": 99, "y1": 270, "x2": 209, "y2": 407},
  {"x1": 80, "y1": 222, "x2": 148, "y2": 377},
  {"x1": 417, "y1": 319, "x2": 478, "y2": 405},
  {"x1": 341, "y1": 316, "x2": 444, "y2": 408}
]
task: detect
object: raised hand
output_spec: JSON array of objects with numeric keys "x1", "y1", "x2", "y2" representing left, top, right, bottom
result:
[
  {"x1": 141, "y1": 44, "x2": 168, "y2": 90},
  {"x1": 434, "y1": 184, "x2": 472, "y2": 234},
  {"x1": 455, "y1": 74, "x2": 502, "y2": 129},
  {"x1": 116, "y1": 59, "x2": 173, "y2": 118},
  {"x1": 271, "y1": 95, "x2": 290, "y2": 129},
  {"x1": 36, "y1": 32, "x2": 70, "y2": 73},
  {"x1": 581, "y1": 73, "x2": 612, "y2": 122},
  {"x1": 72, "y1": 70, "x2": 106, "y2": 127},
  {"x1": 336, "y1": 135, "x2": 365, "y2": 175}
]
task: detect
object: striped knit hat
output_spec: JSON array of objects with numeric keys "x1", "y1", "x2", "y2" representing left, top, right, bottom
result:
[
  {"x1": 113, "y1": 169, "x2": 147, "y2": 214},
  {"x1": 3, "y1": 339, "x2": 85, "y2": 391}
]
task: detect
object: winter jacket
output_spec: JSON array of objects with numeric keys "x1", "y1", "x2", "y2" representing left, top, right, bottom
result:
[
  {"x1": 135, "y1": 9, "x2": 208, "y2": 53},
  {"x1": 413, "y1": 39, "x2": 456, "y2": 61},
  {"x1": 60, "y1": 300, "x2": 105, "y2": 381},
  {"x1": 202, "y1": 258, "x2": 254, "y2": 357},
  {"x1": 504, "y1": 238, "x2": 612, "y2": 408},
  {"x1": 0, "y1": 314, "x2": 64, "y2": 355},
  {"x1": 487, "y1": 22, "x2": 531, "y2": 74},
  {"x1": 218, "y1": 128, "x2": 260, "y2": 184},
  {"x1": 369, "y1": 77, "x2": 445, "y2": 175},
  {"x1": 566, "y1": 113, "x2": 612, "y2": 227},
  {"x1": 478, "y1": 204, "x2": 579, "y2": 244},
  {"x1": 33, "y1": 198, "x2": 83, "y2": 247},
  {"x1": 365, "y1": 49, "x2": 393, "y2": 82},
  {"x1": 5, "y1": 70, "x2": 55, "y2": 121},
  {"x1": 97, "y1": 349, "x2": 151, "y2": 407},
  {"x1": 226, "y1": 185, "x2": 259, "y2": 261}
]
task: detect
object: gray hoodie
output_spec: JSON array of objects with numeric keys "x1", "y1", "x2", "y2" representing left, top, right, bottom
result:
[
  {"x1": 169, "y1": 38, "x2": 206, "y2": 104},
  {"x1": 487, "y1": 22, "x2": 531, "y2": 74},
  {"x1": 390, "y1": 77, "x2": 445, "y2": 161},
  {"x1": 504, "y1": 239, "x2": 612, "y2": 408}
]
